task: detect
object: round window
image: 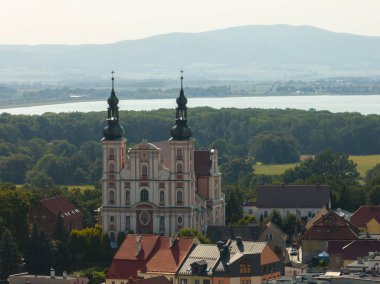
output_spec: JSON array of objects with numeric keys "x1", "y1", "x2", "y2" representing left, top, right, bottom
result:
[
  {"x1": 140, "y1": 211, "x2": 150, "y2": 225},
  {"x1": 110, "y1": 216, "x2": 115, "y2": 223},
  {"x1": 177, "y1": 216, "x2": 183, "y2": 224}
]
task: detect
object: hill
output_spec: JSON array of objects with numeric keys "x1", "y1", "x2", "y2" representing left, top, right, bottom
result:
[{"x1": 1, "y1": 25, "x2": 380, "y2": 81}]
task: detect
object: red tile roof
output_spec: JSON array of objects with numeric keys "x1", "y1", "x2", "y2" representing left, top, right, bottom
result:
[
  {"x1": 106, "y1": 235, "x2": 195, "y2": 279},
  {"x1": 132, "y1": 276, "x2": 171, "y2": 284},
  {"x1": 40, "y1": 196, "x2": 83, "y2": 220},
  {"x1": 350, "y1": 206, "x2": 380, "y2": 228},
  {"x1": 342, "y1": 239, "x2": 380, "y2": 260},
  {"x1": 327, "y1": 240, "x2": 351, "y2": 254},
  {"x1": 194, "y1": 151, "x2": 211, "y2": 176},
  {"x1": 303, "y1": 210, "x2": 358, "y2": 240}
]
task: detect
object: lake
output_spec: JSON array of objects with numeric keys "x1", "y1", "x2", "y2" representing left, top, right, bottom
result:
[{"x1": 1, "y1": 95, "x2": 380, "y2": 115}]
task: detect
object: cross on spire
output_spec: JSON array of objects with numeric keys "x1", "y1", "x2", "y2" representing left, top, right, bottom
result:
[
  {"x1": 111, "y1": 70, "x2": 115, "y2": 90},
  {"x1": 180, "y1": 69, "x2": 184, "y2": 90}
]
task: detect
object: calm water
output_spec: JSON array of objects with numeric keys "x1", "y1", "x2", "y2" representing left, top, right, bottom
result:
[{"x1": 1, "y1": 95, "x2": 380, "y2": 115}]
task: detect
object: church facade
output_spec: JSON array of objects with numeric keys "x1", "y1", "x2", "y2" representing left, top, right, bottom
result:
[{"x1": 100, "y1": 74, "x2": 225, "y2": 242}]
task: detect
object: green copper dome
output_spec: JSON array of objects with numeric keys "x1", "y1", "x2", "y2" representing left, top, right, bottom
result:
[
  {"x1": 170, "y1": 71, "x2": 192, "y2": 141},
  {"x1": 102, "y1": 72, "x2": 125, "y2": 141}
]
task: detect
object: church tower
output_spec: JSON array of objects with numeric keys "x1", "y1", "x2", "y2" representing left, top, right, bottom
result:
[{"x1": 101, "y1": 72, "x2": 127, "y2": 244}]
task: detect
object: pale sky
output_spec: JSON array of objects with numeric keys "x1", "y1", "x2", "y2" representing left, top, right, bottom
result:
[{"x1": 1, "y1": 0, "x2": 380, "y2": 44}]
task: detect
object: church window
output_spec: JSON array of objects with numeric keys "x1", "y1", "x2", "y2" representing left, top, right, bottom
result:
[
  {"x1": 126, "y1": 216, "x2": 130, "y2": 231},
  {"x1": 240, "y1": 260, "x2": 251, "y2": 273},
  {"x1": 160, "y1": 191, "x2": 165, "y2": 205},
  {"x1": 141, "y1": 164, "x2": 148, "y2": 177},
  {"x1": 109, "y1": 148, "x2": 115, "y2": 160},
  {"x1": 125, "y1": 190, "x2": 130, "y2": 205},
  {"x1": 177, "y1": 216, "x2": 183, "y2": 224},
  {"x1": 177, "y1": 148, "x2": 183, "y2": 159},
  {"x1": 176, "y1": 190, "x2": 183, "y2": 205},
  {"x1": 110, "y1": 216, "x2": 115, "y2": 223},
  {"x1": 177, "y1": 163, "x2": 183, "y2": 173},
  {"x1": 109, "y1": 163, "x2": 115, "y2": 173},
  {"x1": 140, "y1": 211, "x2": 150, "y2": 225},
  {"x1": 140, "y1": 189, "x2": 149, "y2": 202},
  {"x1": 109, "y1": 191, "x2": 115, "y2": 204}
]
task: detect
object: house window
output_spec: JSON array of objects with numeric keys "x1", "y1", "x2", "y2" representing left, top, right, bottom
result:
[
  {"x1": 42, "y1": 215, "x2": 46, "y2": 222},
  {"x1": 140, "y1": 189, "x2": 149, "y2": 202},
  {"x1": 203, "y1": 280, "x2": 210, "y2": 284},
  {"x1": 248, "y1": 209, "x2": 253, "y2": 215},
  {"x1": 308, "y1": 211, "x2": 312, "y2": 217},
  {"x1": 160, "y1": 190, "x2": 165, "y2": 205},
  {"x1": 266, "y1": 234, "x2": 273, "y2": 241},
  {"x1": 264, "y1": 211, "x2": 268, "y2": 218},
  {"x1": 177, "y1": 148, "x2": 183, "y2": 159},
  {"x1": 218, "y1": 281, "x2": 223, "y2": 284},
  {"x1": 109, "y1": 190, "x2": 115, "y2": 203},
  {"x1": 177, "y1": 163, "x2": 183, "y2": 173},
  {"x1": 180, "y1": 280, "x2": 187, "y2": 284},
  {"x1": 126, "y1": 216, "x2": 130, "y2": 231},
  {"x1": 125, "y1": 190, "x2": 130, "y2": 205},
  {"x1": 240, "y1": 281, "x2": 251, "y2": 284},
  {"x1": 195, "y1": 280, "x2": 200, "y2": 284},
  {"x1": 141, "y1": 164, "x2": 148, "y2": 177},
  {"x1": 240, "y1": 261, "x2": 251, "y2": 273},
  {"x1": 109, "y1": 163, "x2": 115, "y2": 173},
  {"x1": 33, "y1": 215, "x2": 37, "y2": 222},
  {"x1": 176, "y1": 190, "x2": 183, "y2": 205}
]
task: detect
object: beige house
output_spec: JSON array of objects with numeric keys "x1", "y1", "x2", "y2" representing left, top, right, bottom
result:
[{"x1": 9, "y1": 273, "x2": 88, "y2": 284}]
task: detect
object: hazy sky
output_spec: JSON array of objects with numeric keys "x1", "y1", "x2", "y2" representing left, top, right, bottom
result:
[{"x1": 1, "y1": 0, "x2": 380, "y2": 44}]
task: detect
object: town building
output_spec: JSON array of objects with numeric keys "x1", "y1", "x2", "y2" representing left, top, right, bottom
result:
[
  {"x1": 207, "y1": 222, "x2": 287, "y2": 256},
  {"x1": 105, "y1": 234, "x2": 196, "y2": 284},
  {"x1": 302, "y1": 209, "x2": 358, "y2": 264},
  {"x1": 177, "y1": 238, "x2": 282, "y2": 284},
  {"x1": 99, "y1": 73, "x2": 225, "y2": 241},
  {"x1": 28, "y1": 195, "x2": 84, "y2": 236},
  {"x1": 9, "y1": 272, "x2": 88, "y2": 284},
  {"x1": 245, "y1": 185, "x2": 331, "y2": 223},
  {"x1": 350, "y1": 205, "x2": 380, "y2": 234}
]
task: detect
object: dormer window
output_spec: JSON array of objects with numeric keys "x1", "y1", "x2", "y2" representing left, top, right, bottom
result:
[{"x1": 240, "y1": 260, "x2": 251, "y2": 273}]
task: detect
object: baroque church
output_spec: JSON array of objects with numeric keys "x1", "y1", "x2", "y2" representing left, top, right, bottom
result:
[{"x1": 100, "y1": 73, "x2": 225, "y2": 242}]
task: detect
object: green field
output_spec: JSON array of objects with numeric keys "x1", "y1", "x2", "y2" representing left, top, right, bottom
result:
[{"x1": 253, "y1": 155, "x2": 380, "y2": 177}]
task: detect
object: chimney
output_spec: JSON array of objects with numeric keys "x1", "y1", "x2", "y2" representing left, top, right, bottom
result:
[
  {"x1": 135, "y1": 235, "x2": 142, "y2": 256},
  {"x1": 217, "y1": 241, "x2": 224, "y2": 249},
  {"x1": 236, "y1": 236, "x2": 242, "y2": 245},
  {"x1": 50, "y1": 268, "x2": 55, "y2": 278}
]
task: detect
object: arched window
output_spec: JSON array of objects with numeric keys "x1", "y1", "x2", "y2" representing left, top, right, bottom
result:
[
  {"x1": 160, "y1": 191, "x2": 165, "y2": 204},
  {"x1": 141, "y1": 164, "x2": 148, "y2": 177},
  {"x1": 126, "y1": 190, "x2": 130, "y2": 205},
  {"x1": 176, "y1": 163, "x2": 183, "y2": 173},
  {"x1": 176, "y1": 148, "x2": 182, "y2": 159},
  {"x1": 110, "y1": 215, "x2": 115, "y2": 223},
  {"x1": 140, "y1": 189, "x2": 149, "y2": 202},
  {"x1": 176, "y1": 190, "x2": 183, "y2": 205},
  {"x1": 109, "y1": 163, "x2": 115, "y2": 173},
  {"x1": 109, "y1": 148, "x2": 115, "y2": 160},
  {"x1": 109, "y1": 190, "x2": 115, "y2": 203}
]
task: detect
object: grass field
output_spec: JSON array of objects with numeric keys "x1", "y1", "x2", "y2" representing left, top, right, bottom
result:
[{"x1": 253, "y1": 155, "x2": 380, "y2": 177}]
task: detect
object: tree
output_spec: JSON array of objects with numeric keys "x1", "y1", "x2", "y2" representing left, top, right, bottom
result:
[
  {"x1": 53, "y1": 211, "x2": 67, "y2": 241},
  {"x1": 116, "y1": 231, "x2": 126, "y2": 248},
  {"x1": 368, "y1": 185, "x2": 380, "y2": 205},
  {"x1": 251, "y1": 132, "x2": 300, "y2": 164},
  {"x1": 268, "y1": 209, "x2": 282, "y2": 227},
  {"x1": 0, "y1": 229, "x2": 21, "y2": 280},
  {"x1": 282, "y1": 213, "x2": 303, "y2": 239},
  {"x1": 224, "y1": 185, "x2": 244, "y2": 224},
  {"x1": 24, "y1": 224, "x2": 51, "y2": 275},
  {"x1": 177, "y1": 228, "x2": 211, "y2": 244},
  {"x1": 236, "y1": 215, "x2": 257, "y2": 225},
  {"x1": 51, "y1": 240, "x2": 71, "y2": 275}
]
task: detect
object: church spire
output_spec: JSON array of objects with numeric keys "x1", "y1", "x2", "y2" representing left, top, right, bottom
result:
[
  {"x1": 102, "y1": 71, "x2": 125, "y2": 141},
  {"x1": 170, "y1": 70, "x2": 192, "y2": 141}
]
